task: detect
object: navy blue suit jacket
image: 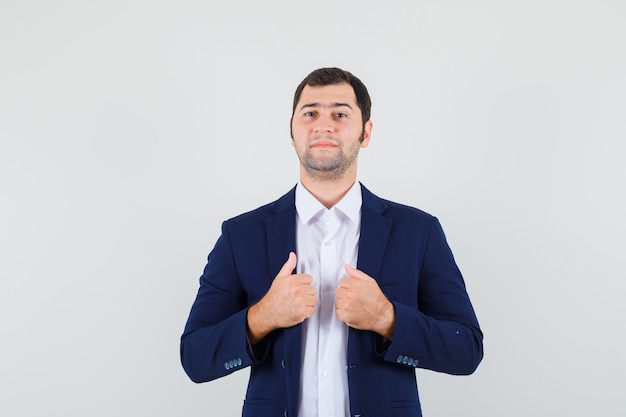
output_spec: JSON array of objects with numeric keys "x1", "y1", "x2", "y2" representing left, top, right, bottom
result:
[{"x1": 181, "y1": 184, "x2": 483, "y2": 417}]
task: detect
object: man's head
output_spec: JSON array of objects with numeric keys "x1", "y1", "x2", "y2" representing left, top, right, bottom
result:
[
  {"x1": 290, "y1": 68, "x2": 373, "y2": 183},
  {"x1": 292, "y1": 67, "x2": 371, "y2": 132}
]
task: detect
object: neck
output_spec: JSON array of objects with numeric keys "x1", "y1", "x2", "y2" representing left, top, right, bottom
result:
[{"x1": 299, "y1": 166, "x2": 357, "y2": 209}]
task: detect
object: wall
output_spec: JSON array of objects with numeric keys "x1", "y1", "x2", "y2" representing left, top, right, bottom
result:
[{"x1": 1, "y1": 1, "x2": 625, "y2": 415}]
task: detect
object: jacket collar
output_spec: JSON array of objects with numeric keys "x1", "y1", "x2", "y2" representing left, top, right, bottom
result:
[{"x1": 265, "y1": 182, "x2": 391, "y2": 284}]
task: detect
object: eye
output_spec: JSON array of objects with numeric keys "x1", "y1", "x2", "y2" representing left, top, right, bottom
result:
[
  {"x1": 335, "y1": 112, "x2": 347, "y2": 118},
  {"x1": 304, "y1": 111, "x2": 315, "y2": 117}
]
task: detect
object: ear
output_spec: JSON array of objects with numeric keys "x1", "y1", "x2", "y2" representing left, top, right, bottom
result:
[
  {"x1": 360, "y1": 120, "x2": 373, "y2": 148},
  {"x1": 289, "y1": 117, "x2": 294, "y2": 145}
]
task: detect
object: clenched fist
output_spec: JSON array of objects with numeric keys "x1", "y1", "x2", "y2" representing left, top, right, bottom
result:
[
  {"x1": 247, "y1": 252, "x2": 318, "y2": 344},
  {"x1": 335, "y1": 264, "x2": 396, "y2": 340}
]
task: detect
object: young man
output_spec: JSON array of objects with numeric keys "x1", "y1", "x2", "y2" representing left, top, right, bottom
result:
[{"x1": 181, "y1": 67, "x2": 483, "y2": 417}]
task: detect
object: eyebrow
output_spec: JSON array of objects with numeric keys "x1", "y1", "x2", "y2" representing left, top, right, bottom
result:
[{"x1": 298, "y1": 102, "x2": 354, "y2": 112}]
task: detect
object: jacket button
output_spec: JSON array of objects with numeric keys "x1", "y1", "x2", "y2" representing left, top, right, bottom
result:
[
  {"x1": 396, "y1": 355, "x2": 403, "y2": 363},
  {"x1": 281, "y1": 359, "x2": 286, "y2": 368}
]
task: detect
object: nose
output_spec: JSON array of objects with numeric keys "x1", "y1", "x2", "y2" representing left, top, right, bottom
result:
[{"x1": 313, "y1": 114, "x2": 334, "y2": 133}]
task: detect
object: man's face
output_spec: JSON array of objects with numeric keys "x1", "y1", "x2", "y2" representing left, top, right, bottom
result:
[{"x1": 290, "y1": 83, "x2": 372, "y2": 181}]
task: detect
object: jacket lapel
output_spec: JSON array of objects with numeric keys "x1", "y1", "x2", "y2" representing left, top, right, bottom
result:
[
  {"x1": 267, "y1": 183, "x2": 391, "y2": 278},
  {"x1": 265, "y1": 186, "x2": 297, "y2": 277},
  {"x1": 264, "y1": 186, "x2": 302, "y2": 412},
  {"x1": 356, "y1": 183, "x2": 392, "y2": 279}
]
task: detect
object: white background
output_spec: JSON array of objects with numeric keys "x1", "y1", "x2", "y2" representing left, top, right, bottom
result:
[{"x1": 1, "y1": 1, "x2": 625, "y2": 416}]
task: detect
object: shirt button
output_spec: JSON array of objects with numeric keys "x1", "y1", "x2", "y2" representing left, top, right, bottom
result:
[
  {"x1": 324, "y1": 241, "x2": 332, "y2": 246},
  {"x1": 324, "y1": 328, "x2": 331, "y2": 333},
  {"x1": 322, "y1": 371, "x2": 328, "y2": 377}
]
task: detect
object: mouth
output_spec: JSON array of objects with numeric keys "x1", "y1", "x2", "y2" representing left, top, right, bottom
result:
[{"x1": 309, "y1": 139, "x2": 339, "y2": 149}]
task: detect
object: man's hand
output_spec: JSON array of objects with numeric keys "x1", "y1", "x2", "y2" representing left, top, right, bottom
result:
[
  {"x1": 335, "y1": 264, "x2": 396, "y2": 340},
  {"x1": 247, "y1": 252, "x2": 318, "y2": 344}
]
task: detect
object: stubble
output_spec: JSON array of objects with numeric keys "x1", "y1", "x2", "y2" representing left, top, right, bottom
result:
[{"x1": 299, "y1": 134, "x2": 363, "y2": 181}]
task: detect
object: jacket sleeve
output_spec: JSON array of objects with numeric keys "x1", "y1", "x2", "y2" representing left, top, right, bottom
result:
[
  {"x1": 180, "y1": 221, "x2": 270, "y2": 383},
  {"x1": 380, "y1": 217, "x2": 483, "y2": 375}
]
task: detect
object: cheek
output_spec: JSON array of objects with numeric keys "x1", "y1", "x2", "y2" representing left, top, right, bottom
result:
[
  {"x1": 291, "y1": 127, "x2": 309, "y2": 145},
  {"x1": 292, "y1": 123, "x2": 309, "y2": 135}
]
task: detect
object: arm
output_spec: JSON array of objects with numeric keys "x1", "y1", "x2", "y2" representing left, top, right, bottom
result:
[
  {"x1": 382, "y1": 217, "x2": 483, "y2": 375},
  {"x1": 335, "y1": 217, "x2": 482, "y2": 375},
  {"x1": 180, "y1": 222, "x2": 256, "y2": 383},
  {"x1": 181, "y1": 224, "x2": 318, "y2": 383}
]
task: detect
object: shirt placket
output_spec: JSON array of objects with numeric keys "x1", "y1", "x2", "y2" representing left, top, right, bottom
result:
[{"x1": 317, "y1": 209, "x2": 340, "y2": 417}]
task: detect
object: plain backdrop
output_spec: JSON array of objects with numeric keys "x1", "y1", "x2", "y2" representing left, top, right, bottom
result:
[{"x1": 1, "y1": 1, "x2": 625, "y2": 416}]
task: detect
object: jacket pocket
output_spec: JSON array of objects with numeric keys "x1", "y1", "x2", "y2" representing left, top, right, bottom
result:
[
  {"x1": 377, "y1": 269, "x2": 414, "y2": 287},
  {"x1": 242, "y1": 397, "x2": 269, "y2": 415},
  {"x1": 379, "y1": 272, "x2": 418, "y2": 306},
  {"x1": 390, "y1": 400, "x2": 421, "y2": 417}
]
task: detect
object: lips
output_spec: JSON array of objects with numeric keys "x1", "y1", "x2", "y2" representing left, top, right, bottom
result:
[
  {"x1": 311, "y1": 142, "x2": 337, "y2": 148},
  {"x1": 309, "y1": 138, "x2": 339, "y2": 148}
]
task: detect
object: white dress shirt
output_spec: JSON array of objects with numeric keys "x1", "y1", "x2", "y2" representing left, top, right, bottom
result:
[{"x1": 295, "y1": 181, "x2": 362, "y2": 417}]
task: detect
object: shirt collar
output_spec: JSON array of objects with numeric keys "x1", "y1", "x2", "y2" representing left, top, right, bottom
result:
[{"x1": 295, "y1": 180, "x2": 362, "y2": 225}]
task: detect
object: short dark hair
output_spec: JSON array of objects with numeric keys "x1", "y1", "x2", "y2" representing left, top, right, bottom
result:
[{"x1": 292, "y1": 67, "x2": 371, "y2": 125}]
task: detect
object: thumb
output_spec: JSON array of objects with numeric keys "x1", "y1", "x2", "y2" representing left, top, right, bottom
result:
[
  {"x1": 344, "y1": 263, "x2": 364, "y2": 278},
  {"x1": 277, "y1": 252, "x2": 297, "y2": 277}
]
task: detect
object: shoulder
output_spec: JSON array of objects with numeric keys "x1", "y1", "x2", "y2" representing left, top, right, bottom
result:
[
  {"x1": 360, "y1": 183, "x2": 436, "y2": 224},
  {"x1": 223, "y1": 186, "x2": 296, "y2": 228}
]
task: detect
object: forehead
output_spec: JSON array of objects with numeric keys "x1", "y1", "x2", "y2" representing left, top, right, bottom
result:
[{"x1": 296, "y1": 83, "x2": 358, "y2": 109}]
